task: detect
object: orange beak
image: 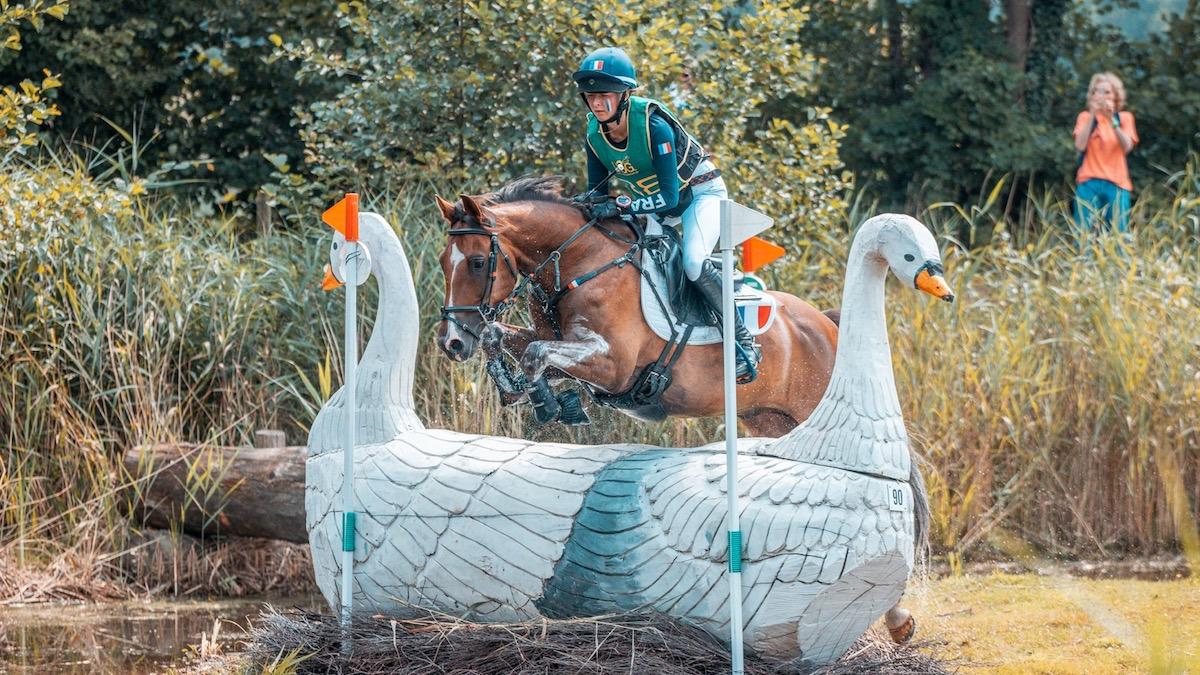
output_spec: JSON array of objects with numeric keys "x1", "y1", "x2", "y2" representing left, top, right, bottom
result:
[
  {"x1": 322, "y1": 263, "x2": 343, "y2": 291},
  {"x1": 915, "y1": 268, "x2": 954, "y2": 302}
]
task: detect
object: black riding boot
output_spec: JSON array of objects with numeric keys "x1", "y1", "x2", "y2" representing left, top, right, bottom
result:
[
  {"x1": 692, "y1": 260, "x2": 761, "y2": 384},
  {"x1": 527, "y1": 377, "x2": 561, "y2": 424}
]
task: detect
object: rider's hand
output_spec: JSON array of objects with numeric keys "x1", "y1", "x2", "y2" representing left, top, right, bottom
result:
[{"x1": 589, "y1": 198, "x2": 624, "y2": 221}]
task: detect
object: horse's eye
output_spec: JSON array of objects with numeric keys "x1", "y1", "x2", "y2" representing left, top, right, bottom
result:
[{"x1": 470, "y1": 257, "x2": 486, "y2": 272}]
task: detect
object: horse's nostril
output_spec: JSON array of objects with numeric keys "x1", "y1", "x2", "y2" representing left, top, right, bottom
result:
[{"x1": 448, "y1": 338, "x2": 465, "y2": 354}]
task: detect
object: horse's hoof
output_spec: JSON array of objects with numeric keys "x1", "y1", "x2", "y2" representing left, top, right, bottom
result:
[
  {"x1": 557, "y1": 390, "x2": 591, "y2": 426},
  {"x1": 888, "y1": 616, "x2": 916, "y2": 644}
]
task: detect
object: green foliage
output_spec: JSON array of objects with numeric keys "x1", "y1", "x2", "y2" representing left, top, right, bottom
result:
[
  {"x1": 274, "y1": 0, "x2": 850, "y2": 238},
  {"x1": 0, "y1": 0, "x2": 342, "y2": 202},
  {"x1": 0, "y1": 1, "x2": 66, "y2": 159},
  {"x1": 796, "y1": 0, "x2": 1200, "y2": 212}
]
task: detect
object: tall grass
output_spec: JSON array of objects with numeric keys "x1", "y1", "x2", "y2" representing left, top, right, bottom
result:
[
  {"x1": 2, "y1": 147, "x2": 1198, "y2": 600},
  {"x1": 1, "y1": 148, "x2": 335, "y2": 596}
]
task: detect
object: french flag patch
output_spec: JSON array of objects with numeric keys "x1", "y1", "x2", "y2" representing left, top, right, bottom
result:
[
  {"x1": 735, "y1": 297, "x2": 777, "y2": 335},
  {"x1": 656, "y1": 141, "x2": 673, "y2": 155},
  {"x1": 591, "y1": 59, "x2": 605, "y2": 70}
]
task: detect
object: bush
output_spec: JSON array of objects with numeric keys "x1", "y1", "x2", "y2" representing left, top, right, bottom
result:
[{"x1": 272, "y1": 1, "x2": 851, "y2": 240}]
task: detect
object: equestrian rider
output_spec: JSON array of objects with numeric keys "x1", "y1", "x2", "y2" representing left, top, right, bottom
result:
[{"x1": 573, "y1": 46, "x2": 761, "y2": 384}]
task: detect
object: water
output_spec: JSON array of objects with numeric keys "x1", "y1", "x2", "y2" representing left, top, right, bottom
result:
[{"x1": 0, "y1": 595, "x2": 322, "y2": 674}]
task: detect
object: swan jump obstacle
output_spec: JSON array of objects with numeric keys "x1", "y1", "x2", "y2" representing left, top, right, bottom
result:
[{"x1": 310, "y1": 196, "x2": 954, "y2": 668}]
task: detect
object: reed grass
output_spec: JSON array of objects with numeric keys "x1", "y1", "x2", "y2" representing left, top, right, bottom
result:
[{"x1": 1, "y1": 145, "x2": 1198, "y2": 599}]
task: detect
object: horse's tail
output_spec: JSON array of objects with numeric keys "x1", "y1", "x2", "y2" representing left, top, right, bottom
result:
[
  {"x1": 822, "y1": 308, "x2": 841, "y2": 326},
  {"x1": 908, "y1": 451, "x2": 931, "y2": 565}
]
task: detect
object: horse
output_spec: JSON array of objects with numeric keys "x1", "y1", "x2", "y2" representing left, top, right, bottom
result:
[{"x1": 433, "y1": 176, "x2": 839, "y2": 438}]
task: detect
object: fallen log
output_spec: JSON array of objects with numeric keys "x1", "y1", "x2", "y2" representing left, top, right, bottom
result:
[{"x1": 124, "y1": 438, "x2": 308, "y2": 543}]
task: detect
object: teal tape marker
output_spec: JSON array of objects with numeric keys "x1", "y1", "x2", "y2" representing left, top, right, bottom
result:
[
  {"x1": 342, "y1": 512, "x2": 356, "y2": 552},
  {"x1": 728, "y1": 530, "x2": 742, "y2": 573}
]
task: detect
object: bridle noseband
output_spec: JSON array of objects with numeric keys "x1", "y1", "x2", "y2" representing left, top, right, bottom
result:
[{"x1": 439, "y1": 226, "x2": 520, "y2": 339}]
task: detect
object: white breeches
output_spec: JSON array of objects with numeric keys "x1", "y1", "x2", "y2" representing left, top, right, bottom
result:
[{"x1": 659, "y1": 160, "x2": 728, "y2": 281}]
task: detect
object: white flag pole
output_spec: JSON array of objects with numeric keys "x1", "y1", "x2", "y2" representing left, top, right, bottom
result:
[
  {"x1": 719, "y1": 200, "x2": 745, "y2": 675},
  {"x1": 325, "y1": 193, "x2": 363, "y2": 653},
  {"x1": 340, "y1": 239, "x2": 357, "y2": 647}
]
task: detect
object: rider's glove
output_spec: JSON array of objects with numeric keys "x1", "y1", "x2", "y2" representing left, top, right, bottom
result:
[
  {"x1": 589, "y1": 197, "x2": 625, "y2": 221},
  {"x1": 588, "y1": 194, "x2": 633, "y2": 220}
]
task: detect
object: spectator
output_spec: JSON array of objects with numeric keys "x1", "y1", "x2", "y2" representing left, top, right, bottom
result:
[{"x1": 1073, "y1": 72, "x2": 1138, "y2": 232}]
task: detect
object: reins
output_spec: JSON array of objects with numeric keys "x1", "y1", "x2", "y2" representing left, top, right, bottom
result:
[{"x1": 439, "y1": 209, "x2": 642, "y2": 340}]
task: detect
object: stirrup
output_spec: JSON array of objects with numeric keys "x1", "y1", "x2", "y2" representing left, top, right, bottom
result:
[{"x1": 734, "y1": 344, "x2": 759, "y2": 385}]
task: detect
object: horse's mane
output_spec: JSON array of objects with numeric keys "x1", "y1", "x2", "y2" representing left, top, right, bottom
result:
[
  {"x1": 451, "y1": 175, "x2": 585, "y2": 226},
  {"x1": 490, "y1": 175, "x2": 573, "y2": 206}
]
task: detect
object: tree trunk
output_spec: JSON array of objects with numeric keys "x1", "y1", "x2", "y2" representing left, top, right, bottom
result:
[
  {"x1": 124, "y1": 442, "x2": 307, "y2": 543},
  {"x1": 1005, "y1": 0, "x2": 1032, "y2": 73},
  {"x1": 881, "y1": 0, "x2": 906, "y2": 96}
]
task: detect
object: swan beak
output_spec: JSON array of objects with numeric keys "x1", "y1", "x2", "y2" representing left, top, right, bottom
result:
[
  {"x1": 915, "y1": 268, "x2": 955, "y2": 303},
  {"x1": 322, "y1": 264, "x2": 344, "y2": 291}
]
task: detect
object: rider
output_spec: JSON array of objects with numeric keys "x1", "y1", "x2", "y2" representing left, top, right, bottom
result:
[{"x1": 572, "y1": 46, "x2": 761, "y2": 384}]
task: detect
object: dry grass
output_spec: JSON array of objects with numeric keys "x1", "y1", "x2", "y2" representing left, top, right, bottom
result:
[
  {"x1": 211, "y1": 607, "x2": 952, "y2": 675},
  {"x1": 119, "y1": 531, "x2": 314, "y2": 599},
  {"x1": 907, "y1": 572, "x2": 1200, "y2": 673}
]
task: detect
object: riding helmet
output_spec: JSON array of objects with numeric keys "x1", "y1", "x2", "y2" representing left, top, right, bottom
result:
[{"x1": 573, "y1": 47, "x2": 639, "y2": 93}]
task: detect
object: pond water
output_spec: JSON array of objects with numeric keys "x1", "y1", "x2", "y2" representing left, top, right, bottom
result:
[{"x1": 0, "y1": 595, "x2": 323, "y2": 673}]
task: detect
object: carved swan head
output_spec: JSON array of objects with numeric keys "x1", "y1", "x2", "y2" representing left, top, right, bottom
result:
[
  {"x1": 308, "y1": 212, "x2": 425, "y2": 461},
  {"x1": 757, "y1": 214, "x2": 953, "y2": 480}
]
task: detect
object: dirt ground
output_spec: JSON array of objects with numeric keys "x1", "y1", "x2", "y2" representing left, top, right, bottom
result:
[{"x1": 907, "y1": 572, "x2": 1200, "y2": 673}]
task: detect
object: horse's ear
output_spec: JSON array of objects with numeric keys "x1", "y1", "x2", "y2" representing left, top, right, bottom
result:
[
  {"x1": 459, "y1": 193, "x2": 491, "y2": 225},
  {"x1": 434, "y1": 194, "x2": 456, "y2": 223}
]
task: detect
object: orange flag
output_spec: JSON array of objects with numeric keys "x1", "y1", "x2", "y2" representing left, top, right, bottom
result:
[
  {"x1": 322, "y1": 193, "x2": 360, "y2": 241},
  {"x1": 742, "y1": 236, "x2": 785, "y2": 272}
]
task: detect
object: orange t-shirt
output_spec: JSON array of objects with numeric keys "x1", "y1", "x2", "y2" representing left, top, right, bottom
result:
[{"x1": 1074, "y1": 110, "x2": 1138, "y2": 191}]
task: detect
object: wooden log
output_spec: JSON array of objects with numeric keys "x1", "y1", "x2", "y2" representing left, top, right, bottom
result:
[{"x1": 125, "y1": 442, "x2": 307, "y2": 543}]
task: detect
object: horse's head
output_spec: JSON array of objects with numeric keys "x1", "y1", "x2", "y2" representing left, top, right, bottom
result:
[{"x1": 435, "y1": 193, "x2": 520, "y2": 362}]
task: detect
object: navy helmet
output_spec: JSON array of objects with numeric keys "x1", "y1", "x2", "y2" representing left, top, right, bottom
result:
[{"x1": 573, "y1": 47, "x2": 639, "y2": 94}]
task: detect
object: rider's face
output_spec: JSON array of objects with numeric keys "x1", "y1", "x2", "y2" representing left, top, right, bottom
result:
[{"x1": 584, "y1": 92, "x2": 622, "y2": 117}]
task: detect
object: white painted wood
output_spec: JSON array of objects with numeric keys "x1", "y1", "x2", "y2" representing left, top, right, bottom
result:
[{"x1": 306, "y1": 211, "x2": 944, "y2": 664}]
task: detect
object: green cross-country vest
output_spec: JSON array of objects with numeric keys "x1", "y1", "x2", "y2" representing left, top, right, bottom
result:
[{"x1": 585, "y1": 96, "x2": 706, "y2": 199}]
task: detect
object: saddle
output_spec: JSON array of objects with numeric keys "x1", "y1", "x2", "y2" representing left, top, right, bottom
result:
[
  {"x1": 639, "y1": 218, "x2": 778, "y2": 346},
  {"x1": 589, "y1": 216, "x2": 778, "y2": 419}
]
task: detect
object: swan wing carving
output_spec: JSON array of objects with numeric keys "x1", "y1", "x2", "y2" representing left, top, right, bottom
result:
[
  {"x1": 771, "y1": 373, "x2": 909, "y2": 477},
  {"x1": 541, "y1": 447, "x2": 914, "y2": 660},
  {"x1": 308, "y1": 427, "x2": 647, "y2": 621}
]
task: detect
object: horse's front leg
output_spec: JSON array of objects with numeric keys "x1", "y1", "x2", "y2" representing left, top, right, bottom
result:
[
  {"x1": 482, "y1": 321, "x2": 537, "y2": 358},
  {"x1": 481, "y1": 322, "x2": 536, "y2": 406},
  {"x1": 520, "y1": 326, "x2": 617, "y2": 426}
]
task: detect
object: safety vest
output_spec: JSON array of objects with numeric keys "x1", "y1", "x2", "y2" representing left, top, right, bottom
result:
[{"x1": 585, "y1": 96, "x2": 706, "y2": 198}]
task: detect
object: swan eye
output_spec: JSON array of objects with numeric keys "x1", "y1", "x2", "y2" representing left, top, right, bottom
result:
[{"x1": 904, "y1": 254, "x2": 915, "y2": 262}]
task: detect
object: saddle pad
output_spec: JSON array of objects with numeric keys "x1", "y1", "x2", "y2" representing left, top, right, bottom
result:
[{"x1": 639, "y1": 220, "x2": 779, "y2": 346}]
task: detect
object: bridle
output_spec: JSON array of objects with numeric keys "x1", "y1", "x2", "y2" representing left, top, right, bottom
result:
[
  {"x1": 439, "y1": 199, "x2": 639, "y2": 342},
  {"x1": 439, "y1": 226, "x2": 520, "y2": 340}
]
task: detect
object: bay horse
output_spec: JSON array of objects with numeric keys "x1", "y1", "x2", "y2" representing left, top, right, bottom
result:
[{"x1": 434, "y1": 176, "x2": 839, "y2": 437}]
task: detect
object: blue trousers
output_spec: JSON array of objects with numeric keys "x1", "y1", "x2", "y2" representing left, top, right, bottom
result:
[{"x1": 1074, "y1": 178, "x2": 1130, "y2": 233}]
